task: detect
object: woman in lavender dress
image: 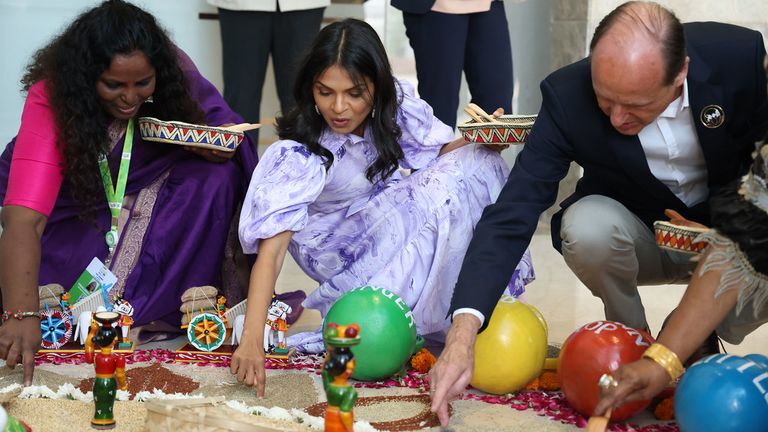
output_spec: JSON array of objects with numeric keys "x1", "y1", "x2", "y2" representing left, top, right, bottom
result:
[{"x1": 232, "y1": 19, "x2": 534, "y2": 394}]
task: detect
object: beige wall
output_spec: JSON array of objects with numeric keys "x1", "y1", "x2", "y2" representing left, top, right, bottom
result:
[
  {"x1": 587, "y1": 0, "x2": 768, "y2": 49},
  {"x1": 552, "y1": 0, "x2": 589, "y2": 70}
]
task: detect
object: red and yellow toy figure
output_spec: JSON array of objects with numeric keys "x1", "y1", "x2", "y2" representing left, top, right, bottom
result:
[
  {"x1": 112, "y1": 297, "x2": 134, "y2": 350},
  {"x1": 85, "y1": 311, "x2": 127, "y2": 430},
  {"x1": 60, "y1": 292, "x2": 74, "y2": 325},
  {"x1": 322, "y1": 323, "x2": 361, "y2": 432},
  {"x1": 216, "y1": 294, "x2": 228, "y2": 326}
]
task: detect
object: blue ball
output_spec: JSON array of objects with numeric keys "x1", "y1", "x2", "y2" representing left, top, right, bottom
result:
[
  {"x1": 675, "y1": 354, "x2": 768, "y2": 432},
  {"x1": 746, "y1": 353, "x2": 768, "y2": 369}
]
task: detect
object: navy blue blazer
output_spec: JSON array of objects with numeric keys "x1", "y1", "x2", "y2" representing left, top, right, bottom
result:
[{"x1": 451, "y1": 22, "x2": 768, "y2": 326}]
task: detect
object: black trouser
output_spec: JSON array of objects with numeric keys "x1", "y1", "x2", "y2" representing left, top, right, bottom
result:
[
  {"x1": 218, "y1": 7, "x2": 325, "y2": 142},
  {"x1": 402, "y1": 1, "x2": 513, "y2": 128}
]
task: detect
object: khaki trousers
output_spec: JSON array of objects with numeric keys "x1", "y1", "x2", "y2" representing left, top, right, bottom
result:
[
  {"x1": 560, "y1": 195, "x2": 696, "y2": 332},
  {"x1": 560, "y1": 195, "x2": 767, "y2": 343}
]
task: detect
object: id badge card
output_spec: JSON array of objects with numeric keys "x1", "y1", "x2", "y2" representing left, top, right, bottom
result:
[{"x1": 69, "y1": 257, "x2": 117, "y2": 305}]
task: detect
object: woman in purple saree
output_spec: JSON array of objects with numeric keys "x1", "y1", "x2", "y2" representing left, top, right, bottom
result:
[
  {"x1": 0, "y1": 0, "x2": 258, "y2": 384},
  {"x1": 0, "y1": 57, "x2": 258, "y2": 325}
]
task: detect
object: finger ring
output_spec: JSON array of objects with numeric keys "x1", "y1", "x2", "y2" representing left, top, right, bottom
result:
[{"x1": 598, "y1": 373, "x2": 618, "y2": 390}]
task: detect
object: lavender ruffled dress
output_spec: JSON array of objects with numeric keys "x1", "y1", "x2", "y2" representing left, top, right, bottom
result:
[{"x1": 239, "y1": 81, "x2": 534, "y2": 352}]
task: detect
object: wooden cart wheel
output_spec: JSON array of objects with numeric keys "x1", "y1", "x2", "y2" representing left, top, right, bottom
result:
[
  {"x1": 187, "y1": 312, "x2": 227, "y2": 352},
  {"x1": 40, "y1": 307, "x2": 72, "y2": 349}
]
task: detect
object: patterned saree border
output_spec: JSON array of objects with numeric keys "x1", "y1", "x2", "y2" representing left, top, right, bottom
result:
[{"x1": 108, "y1": 171, "x2": 170, "y2": 300}]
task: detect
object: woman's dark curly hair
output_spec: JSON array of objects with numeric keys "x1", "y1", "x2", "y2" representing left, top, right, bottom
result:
[
  {"x1": 21, "y1": 0, "x2": 204, "y2": 207},
  {"x1": 276, "y1": 19, "x2": 404, "y2": 182}
]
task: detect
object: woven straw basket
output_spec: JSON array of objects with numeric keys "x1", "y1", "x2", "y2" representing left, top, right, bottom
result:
[
  {"x1": 138, "y1": 117, "x2": 255, "y2": 152},
  {"x1": 654, "y1": 221, "x2": 709, "y2": 254},
  {"x1": 458, "y1": 114, "x2": 537, "y2": 145}
]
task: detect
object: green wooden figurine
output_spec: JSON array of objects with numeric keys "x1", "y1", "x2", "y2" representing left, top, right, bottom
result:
[
  {"x1": 322, "y1": 323, "x2": 360, "y2": 432},
  {"x1": 85, "y1": 311, "x2": 127, "y2": 429}
]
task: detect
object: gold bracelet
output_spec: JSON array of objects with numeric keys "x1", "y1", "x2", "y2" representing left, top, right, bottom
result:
[{"x1": 643, "y1": 343, "x2": 684, "y2": 382}]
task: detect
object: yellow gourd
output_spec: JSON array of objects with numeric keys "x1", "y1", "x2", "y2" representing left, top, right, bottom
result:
[{"x1": 471, "y1": 295, "x2": 548, "y2": 394}]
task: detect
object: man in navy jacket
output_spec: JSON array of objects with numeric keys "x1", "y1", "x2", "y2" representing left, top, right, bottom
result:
[{"x1": 429, "y1": 1, "x2": 768, "y2": 426}]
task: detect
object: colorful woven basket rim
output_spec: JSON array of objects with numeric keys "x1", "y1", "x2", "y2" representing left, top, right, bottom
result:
[
  {"x1": 138, "y1": 117, "x2": 244, "y2": 152},
  {"x1": 653, "y1": 220, "x2": 710, "y2": 234},
  {"x1": 458, "y1": 114, "x2": 537, "y2": 130},
  {"x1": 138, "y1": 117, "x2": 245, "y2": 137}
]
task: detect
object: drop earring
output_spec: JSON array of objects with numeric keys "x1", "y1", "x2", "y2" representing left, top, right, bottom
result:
[
  {"x1": 371, "y1": 108, "x2": 375, "y2": 119},
  {"x1": 314, "y1": 105, "x2": 320, "y2": 115},
  {"x1": 145, "y1": 95, "x2": 154, "y2": 103}
]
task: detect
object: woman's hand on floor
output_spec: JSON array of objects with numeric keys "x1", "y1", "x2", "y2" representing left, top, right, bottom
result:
[
  {"x1": 0, "y1": 206, "x2": 47, "y2": 387},
  {"x1": 230, "y1": 330, "x2": 267, "y2": 397},
  {"x1": 0, "y1": 318, "x2": 41, "y2": 386}
]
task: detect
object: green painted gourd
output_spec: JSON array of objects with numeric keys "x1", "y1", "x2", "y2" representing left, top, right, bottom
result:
[{"x1": 323, "y1": 286, "x2": 422, "y2": 381}]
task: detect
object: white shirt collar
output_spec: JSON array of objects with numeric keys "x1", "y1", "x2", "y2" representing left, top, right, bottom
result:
[{"x1": 659, "y1": 79, "x2": 689, "y2": 119}]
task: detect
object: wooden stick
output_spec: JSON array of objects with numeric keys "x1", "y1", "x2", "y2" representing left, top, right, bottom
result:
[
  {"x1": 586, "y1": 408, "x2": 612, "y2": 432},
  {"x1": 463, "y1": 107, "x2": 485, "y2": 123},
  {"x1": 467, "y1": 103, "x2": 497, "y2": 122}
]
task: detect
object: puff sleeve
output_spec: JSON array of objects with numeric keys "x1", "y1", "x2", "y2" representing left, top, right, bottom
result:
[
  {"x1": 3, "y1": 81, "x2": 64, "y2": 216},
  {"x1": 238, "y1": 140, "x2": 326, "y2": 254},
  {"x1": 395, "y1": 79, "x2": 456, "y2": 170}
]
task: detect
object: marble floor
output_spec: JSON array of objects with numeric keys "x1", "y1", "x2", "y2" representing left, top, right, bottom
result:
[{"x1": 278, "y1": 228, "x2": 768, "y2": 357}]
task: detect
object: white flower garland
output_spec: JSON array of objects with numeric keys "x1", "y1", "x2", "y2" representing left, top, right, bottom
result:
[
  {"x1": 224, "y1": 400, "x2": 378, "y2": 432},
  {"x1": 0, "y1": 384, "x2": 21, "y2": 394},
  {"x1": 133, "y1": 389, "x2": 205, "y2": 402},
  {"x1": 0, "y1": 382, "x2": 130, "y2": 402},
  {"x1": 0, "y1": 383, "x2": 204, "y2": 403},
  {"x1": 0, "y1": 384, "x2": 380, "y2": 431}
]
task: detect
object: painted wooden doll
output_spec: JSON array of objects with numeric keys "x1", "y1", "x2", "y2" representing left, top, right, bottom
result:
[
  {"x1": 322, "y1": 323, "x2": 360, "y2": 432},
  {"x1": 84, "y1": 311, "x2": 128, "y2": 430}
]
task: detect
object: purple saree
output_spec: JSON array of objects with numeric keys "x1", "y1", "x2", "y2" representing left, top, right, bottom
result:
[{"x1": 0, "y1": 52, "x2": 259, "y2": 326}]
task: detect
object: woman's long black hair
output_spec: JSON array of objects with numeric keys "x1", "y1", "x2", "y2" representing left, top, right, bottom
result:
[
  {"x1": 21, "y1": 0, "x2": 204, "y2": 207},
  {"x1": 276, "y1": 19, "x2": 404, "y2": 182}
]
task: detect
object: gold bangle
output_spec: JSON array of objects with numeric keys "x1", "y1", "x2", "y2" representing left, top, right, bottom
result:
[{"x1": 643, "y1": 343, "x2": 684, "y2": 382}]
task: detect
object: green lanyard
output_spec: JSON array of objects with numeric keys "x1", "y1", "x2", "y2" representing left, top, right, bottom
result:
[{"x1": 98, "y1": 118, "x2": 134, "y2": 259}]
